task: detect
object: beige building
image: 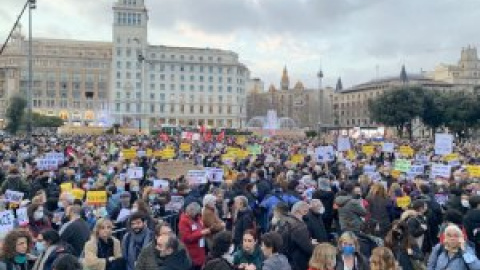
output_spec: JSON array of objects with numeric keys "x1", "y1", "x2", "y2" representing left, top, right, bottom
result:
[
  {"x1": 0, "y1": 26, "x2": 112, "y2": 128},
  {"x1": 429, "y1": 46, "x2": 480, "y2": 85},
  {"x1": 246, "y1": 67, "x2": 330, "y2": 128},
  {"x1": 330, "y1": 66, "x2": 475, "y2": 135}
]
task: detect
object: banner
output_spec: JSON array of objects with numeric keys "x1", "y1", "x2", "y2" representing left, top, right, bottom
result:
[
  {"x1": 86, "y1": 191, "x2": 108, "y2": 205},
  {"x1": 187, "y1": 170, "x2": 208, "y2": 185},
  {"x1": 435, "y1": 133, "x2": 453, "y2": 155},
  {"x1": 160, "y1": 148, "x2": 176, "y2": 159},
  {"x1": 394, "y1": 159, "x2": 411, "y2": 173},
  {"x1": 156, "y1": 160, "x2": 200, "y2": 180},
  {"x1": 247, "y1": 144, "x2": 262, "y2": 155},
  {"x1": 337, "y1": 137, "x2": 351, "y2": 151},
  {"x1": 430, "y1": 163, "x2": 451, "y2": 179},
  {"x1": 407, "y1": 165, "x2": 424, "y2": 177}
]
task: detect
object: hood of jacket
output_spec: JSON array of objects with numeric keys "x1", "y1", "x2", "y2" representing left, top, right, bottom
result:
[
  {"x1": 334, "y1": 195, "x2": 353, "y2": 207},
  {"x1": 160, "y1": 247, "x2": 192, "y2": 270}
]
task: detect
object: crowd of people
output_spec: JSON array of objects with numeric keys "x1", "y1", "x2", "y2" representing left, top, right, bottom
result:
[{"x1": 0, "y1": 133, "x2": 480, "y2": 270}]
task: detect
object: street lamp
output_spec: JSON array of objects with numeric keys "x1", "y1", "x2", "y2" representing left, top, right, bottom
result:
[{"x1": 134, "y1": 38, "x2": 146, "y2": 133}]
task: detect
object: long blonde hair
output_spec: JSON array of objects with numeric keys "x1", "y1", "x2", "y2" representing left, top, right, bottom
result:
[
  {"x1": 93, "y1": 218, "x2": 114, "y2": 239},
  {"x1": 370, "y1": 247, "x2": 397, "y2": 270},
  {"x1": 368, "y1": 183, "x2": 387, "y2": 199},
  {"x1": 309, "y1": 243, "x2": 337, "y2": 270}
]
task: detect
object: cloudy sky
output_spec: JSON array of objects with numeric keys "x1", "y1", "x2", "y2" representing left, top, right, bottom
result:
[{"x1": 1, "y1": 0, "x2": 479, "y2": 89}]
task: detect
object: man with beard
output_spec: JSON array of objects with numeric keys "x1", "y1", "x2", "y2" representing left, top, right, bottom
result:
[
  {"x1": 135, "y1": 232, "x2": 192, "y2": 270},
  {"x1": 122, "y1": 212, "x2": 155, "y2": 270}
]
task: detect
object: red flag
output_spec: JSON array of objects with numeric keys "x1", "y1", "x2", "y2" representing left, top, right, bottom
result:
[
  {"x1": 159, "y1": 132, "x2": 169, "y2": 142},
  {"x1": 200, "y1": 125, "x2": 206, "y2": 134},
  {"x1": 204, "y1": 131, "x2": 212, "y2": 142},
  {"x1": 217, "y1": 130, "x2": 225, "y2": 142}
]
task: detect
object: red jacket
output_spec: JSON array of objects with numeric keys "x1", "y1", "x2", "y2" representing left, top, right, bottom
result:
[{"x1": 178, "y1": 212, "x2": 206, "y2": 266}]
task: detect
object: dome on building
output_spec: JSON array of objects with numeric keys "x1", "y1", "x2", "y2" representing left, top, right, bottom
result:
[{"x1": 294, "y1": 81, "x2": 305, "y2": 90}]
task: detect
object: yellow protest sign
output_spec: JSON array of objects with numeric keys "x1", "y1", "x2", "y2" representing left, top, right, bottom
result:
[
  {"x1": 290, "y1": 154, "x2": 305, "y2": 164},
  {"x1": 227, "y1": 147, "x2": 240, "y2": 155},
  {"x1": 122, "y1": 149, "x2": 137, "y2": 159},
  {"x1": 72, "y1": 188, "x2": 85, "y2": 200},
  {"x1": 444, "y1": 153, "x2": 459, "y2": 162},
  {"x1": 399, "y1": 146, "x2": 414, "y2": 157},
  {"x1": 396, "y1": 196, "x2": 411, "y2": 209},
  {"x1": 236, "y1": 136, "x2": 247, "y2": 145},
  {"x1": 466, "y1": 165, "x2": 480, "y2": 177},
  {"x1": 86, "y1": 191, "x2": 107, "y2": 205},
  {"x1": 60, "y1": 183, "x2": 73, "y2": 193},
  {"x1": 180, "y1": 143, "x2": 192, "y2": 152},
  {"x1": 347, "y1": 150, "x2": 356, "y2": 160},
  {"x1": 146, "y1": 149, "x2": 153, "y2": 157},
  {"x1": 362, "y1": 145, "x2": 375, "y2": 156},
  {"x1": 160, "y1": 148, "x2": 176, "y2": 159},
  {"x1": 153, "y1": 150, "x2": 163, "y2": 158},
  {"x1": 391, "y1": 170, "x2": 401, "y2": 179},
  {"x1": 236, "y1": 150, "x2": 250, "y2": 159}
]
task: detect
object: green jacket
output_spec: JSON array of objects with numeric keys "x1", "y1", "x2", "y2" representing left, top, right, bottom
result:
[{"x1": 233, "y1": 245, "x2": 263, "y2": 270}]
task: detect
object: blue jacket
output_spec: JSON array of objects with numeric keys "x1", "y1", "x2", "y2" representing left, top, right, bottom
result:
[
  {"x1": 427, "y1": 243, "x2": 480, "y2": 270},
  {"x1": 260, "y1": 193, "x2": 300, "y2": 219}
]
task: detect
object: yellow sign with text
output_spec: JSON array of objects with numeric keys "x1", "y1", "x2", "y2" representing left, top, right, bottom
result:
[
  {"x1": 86, "y1": 191, "x2": 107, "y2": 205},
  {"x1": 399, "y1": 146, "x2": 415, "y2": 157},
  {"x1": 180, "y1": 143, "x2": 192, "y2": 152},
  {"x1": 362, "y1": 145, "x2": 375, "y2": 156},
  {"x1": 290, "y1": 154, "x2": 305, "y2": 164},
  {"x1": 60, "y1": 183, "x2": 73, "y2": 193},
  {"x1": 396, "y1": 196, "x2": 411, "y2": 209},
  {"x1": 72, "y1": 188, "x2": 86, "y2": 200},
  {"x1": 467, "y1": 165, "x2": 480, "y2": 177},
  {"x1": 122, "y1": 149, "x2": 137, "y2": 159}
]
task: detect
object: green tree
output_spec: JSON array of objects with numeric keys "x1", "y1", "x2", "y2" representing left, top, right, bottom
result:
[
  {"x1": 368, "y1": 86, "x2": 424, "y2": 140},
  {"x1": 419, "y1": 90, "x2": 446, "y2": 135},
  {"x1": 442, "y1": 91, "x2": 478, "y2": 139},
  {"x1": 5, "y1": 95, "x2": 27, "y2": 134},
  {"x1": 30, "y1": 113, "x2": 64, "y2": 127}
]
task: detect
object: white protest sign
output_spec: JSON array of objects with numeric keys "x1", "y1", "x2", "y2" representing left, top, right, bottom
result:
[
  {"x1": 0, "y1": 210, "x2": 15, "y2": 231},
  {"x1": 153, "y1": 179, "x2": 169, "y2": 189},
  {"x1": 127, "y1": 167, "x2": 144, "y2": 179},
  {"x1": 119, "y1": 173, "x2": 126, "y2": 181},
  {"x1": 337, "y1": 137, "x2": 351, "y2": 152},
  {"x1": 45, "y1": 152, "x2": 65, "y2": 162},
  {"x1": 430, "y1": 163, "x2": 451, "y2": 179},
  {"x1": 415, "y1": 155, "x2": 429, "y2": 165},
  {"x1": 408, "y1": 165, "x2": 424, "y2": 176},
  {"x1": 369, "y1": 172, "x2": 382, "y2": 182},
  {"x1": 315, "y1": 146, "x2": 335, "y2": 163},
  {"x1": 382, "y1": 143, "x2": 395, "y2": 153},
  {"x1": 205, "y1": 168, "x2": 224, "y2": 182},
  {"x1": 435, "y1": 133, "x2": 453, "y2": 155},
  {"x1": 187, "y1": 170, "x2": 208, "y2": 185},
  {"x1": 137, "y1": 150, "x2": 146, "y2": 157},
  {"x1": 37, "y1": 159, "x2": 59, "y2": 170},
  {"x1": 448, "y1": 160, "x2": 461, "y2": 167},
  {"x1": 16, "y1": 207, "x2": 29, "y2": 226},
  {"x1": 5, "y1": 190, "x2": 24, "y2": 204},
  {"x1": 165, "y1": 196, "x2": 184, "y2": 212},
  {"x1": 116, "y1": 208, "x2": 131, "y2": 223},
  {"x1": 363, "y1": 165, "x2": 376, "y2": 175},
  {"x1": 192, "y1": 133, "x2": 201, "y2": 141}
]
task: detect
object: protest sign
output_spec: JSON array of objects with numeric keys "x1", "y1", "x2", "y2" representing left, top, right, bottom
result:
[
  {"x1": 362, "y1": 145, "x2": 375, "y2": 156},
  {"x1": 86, "y1": 191, "x2": 107, "y2": 205},
  {"x1": 165, "y1": 196, "x2": 184, "y2": 212},
  {"x1": 435, "y1": 133, "x2": 453, "y2": 155},
  {"x1": 156, "y1": 160, "x2": 201, "y2": 180},
  {"x1": 160, "y1": 148, "x2": 176, "y2": 159},
  {"x1": 236, "y1": 136, "x2": 247, "y2": 145},
  {"x1": 127, "y1": 167, "x2": 144, "y2": 179},
  {"x1": 396, "y1": 196, "x2": 411, "y2": 209},
  {"x1": 444, "y1": 153, "x2": 459, "y2": 162},
  {"x1": 60, "y1": 183, "x2": 73, "y2": 193},
  {"x1": 122, "y1": 149, "x2": 137, "y2": 159},
  {"x1": 137, "y1": 150, "x2": 146, "y2": 157},
  {"x1": 37, "y1": 159, "x2": 59, "y2": 170},
  {"x1": 187, "y1": 170, "x2": 208, "y2": 185},
  {"x1": 236, "y1": 150, "x2": 250, "y2": 159},
  {"x1": 205, "y1": 168, "x2": 224, "y2": 182},
  {"x1": 391, "y1": 170, "x2": 401, "y2": 179},
  {"x1": 347, "y1": 150, "x2": 356, "y2": 160},
  {"x1": 399, "y1": 146, "x2": 415, "y2": 157},
  {"x1": 0, "y1": 210, "x2": 15, "y2": 231},
  {"x1": 72, "y1": 188, "x2": 85, "y2": 200},
  {"x1": 16, "y1": 207, "x2": 29, "y2": 226},
  {"x1": 180, "y1": 143, "x2": 192, "y2": 152},
  {"x1": 382, "y1": 143, "x2": 395, "y2": 153},
  {"x1": 407, "y1": 165, "x2": 424, "y2": 177},
  {"x1": 5, "y1": 190, "x2": 24, "y2": 204},
  {"x1": 394, "y1": 159, "x2": 411, "y2": 173},
  {"x1": 45, "y1": 152, "x2": 65, "y2": 164},
  {"x1": 247, "y1": 144, "x2": 262, "y2": 155},
  {"x1": 153, "y1": 179, "x2": 169, "y2": 189},
  {"x1": 435, "y1": 194, "x2": 449, "y2": 206},
  {"x1": 430, "y1": 163, "x2": 451, "y2": 179},
  {"x1": 316, "y1": 146, "x2": 335, "y2": 162},
  {"x1": 363, "y1": 165, "x2": 376, "y2": 175},
  {"x1": 467, "y1": 165, "x2": 480, "y2": 177},
  {"x1": 337, "y1": 137, "x2": 351, "y2": 151},
  {"x1": 290, "y1": 154, "x2": 305, "y2": 164}
]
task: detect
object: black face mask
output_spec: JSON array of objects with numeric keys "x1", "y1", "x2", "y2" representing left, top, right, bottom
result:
[{"x1": 393, "y1": 230, "x2": 402, "y2": 240}]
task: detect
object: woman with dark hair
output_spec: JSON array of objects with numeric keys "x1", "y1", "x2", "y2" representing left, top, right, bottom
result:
[
  {"x1": 233, "y1": 230, "x2": 263, "y2": 270},
  {"x1": 204, "y1": 231, "x2": 235, "y2": 270},
  {"x1": 27, "y1": 203, "x2": 52, "y2": 239},
  {"x1": 32, "y1": 230, "x2": 74, "y2": 270},
  {"x1": 51, "y1": 254, "x2": 82, "y2": 270},
  {"x1": 0, "y1": 229, "x2": 35, "y2": 270},
  {"x1": 384, "y1": 221, "x2": 423, "y2": 270}
]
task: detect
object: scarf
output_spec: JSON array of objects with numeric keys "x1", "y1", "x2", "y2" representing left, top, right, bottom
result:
[
  {"x1": 32, "y1": 245, "x2": 58, "y2": 270},
  {"x1": 126, "y1": 229, "x2": 149, "y2": 270}
]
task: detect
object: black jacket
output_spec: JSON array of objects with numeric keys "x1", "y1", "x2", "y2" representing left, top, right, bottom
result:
[
  {"x1": 335, "y1": 253, "x2": 369, "y2": 270},
  {"x1": 275, "y1": 215, "x2": 313, "y2": 270},
  {"x1": 304, "y1": 211, "x2": 328, "y2": 243},
  {"x1": 59, "y1": 218, "x2": 91, "y2": 257},
  {"x1": 256, "y1": 178, "x2": 272, "y2": 202},
  {"x1": 233, "y1": 208, "x2": 255, "y2": 246},
  {"x1": 204, "y1": 257, "x2": 235, "y2": 270}
]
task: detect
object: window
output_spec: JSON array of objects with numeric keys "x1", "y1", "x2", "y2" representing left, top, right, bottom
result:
[
  {"x1": 209, "y1": 66, "x2": 213, "y2": 73},
  {"x1": 126, "y1": 72, "x2": 131, "y2": 79},
  {"x1": 160, "y1": 94, "x2": 165, "y2": 101},
  {"x1": 150, "y1": 83, "x2": 155, "y2": 90},
  {"x1": 190, "y1": 85, "x2": 195, "y2": 91},
  {"x1": 150, "y1": 93, "x2": 155, "y2": 99},
  {"x1": 136, "y1": 73, "x2": 141, "y2": 79},
  {"x1": 150, "y1": 104, "x2": 155, "y2": 113},
  {"x1": 199, "y1": 106, "x2": 204, "y2": 113},
  {"x1": 116, "y1": 92, "x2": 121, "y2": 99},
  {"x1": 208, "y1": 86, "x2": 213, "y2": 92},
  {"x1": 170, "y1": 84, "x2": 175, "y2": 90},
  {"x1": 209, "y1": 106, "x2": 213, "y2": 114},
  {"x1": 209, "y1": 76, "x2": 213, "y2": 83},
  {"x1": 126, "y1": 103, "x2": 130, "y2": 112},
  {"x1": 227, "y1": 86, "x2": 232, "y2": 93},
  {"x1": 160, "y1": 84, "x2": 165, "y2": 90},
  {"x1": 199, "y1": 76, "x2": 204, "y2": 82},
  {"x1": 160, "y1": 105, "x2": 164, "y2": 113},
  {"x1": 190, "y1": 75, "x2": 195, "y2": 82},
  {"x1": 126, "y1": 62, "x2": 131, "y2": 69},
  {"x1": 227, "y1": 106, "x2": 232, "y2": 114},
  {"x1": 190, "y1": 105, "x2": 194, "y2": 113},
  {"x1": 117, "y1": 61, "x2": 122, "y2": 68},
  {"x1": 218, "y1": 86, "x2": 223, "y2": 92},
  {"x1": 199, "y1": 66, "x2": 204, "y2": 72},
  {"x1": 160, "y1": 74, "x2": 165, "y2": 80},
  {"x1": 199, "y1": 85, "x2": 204, "y2": 92},
  {"x1": 180, "y1": 85, "x2": 185, "y2": 91},
  {"x1": 116, "y1": 72, "x2": 121, "y2": 79},
  {"x1": 218, "y1": 67, "x2": 223, "y2": 73},
  {"x1": 218, "y1": 106, "x2": 222, "y2": 114}
]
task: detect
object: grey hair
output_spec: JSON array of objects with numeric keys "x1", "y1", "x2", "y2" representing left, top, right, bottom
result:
[
  {"x1": 291, "y1": 201, "x2": 309, "y2": 214},
  {"x1": 164, "y1": 233, "x2": 180, "y2": 252},
  {"x1": 444, "y1": 224, "x2": 463, "y2": 237},
  {"x1": 235, "y1": 195, "x2": 248, "y2": 208},
  {"x1": 310, "y1": 199, "x2": 323, "y2": 207},
  {"x1": 186, "y1": 202, "x2": 202, "y2": 216},
  {"x1": 203, "y1": 194, "x2": 217, "y2": 208}
]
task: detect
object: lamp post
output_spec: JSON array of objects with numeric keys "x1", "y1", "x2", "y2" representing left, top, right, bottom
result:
[
  {"x1": 134, "y1": 38, "x2": 146, "y2": 133},
  {"x1": 27, "y1": 0, "x2": 36, "y2": 144}
]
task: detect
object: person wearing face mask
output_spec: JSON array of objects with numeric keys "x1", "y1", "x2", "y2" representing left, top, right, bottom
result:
[
  {"x1": 0, "y1": 229, "x2": 35, "y2": 270},
  {"x1": 384, "y1": 221, "x2": 423, "y2": 270},
  {"x1": 32, "y1": 230, "x2": 74, "y2": 270},
  {"x1": 401, "y1": 200, "x2": 430, "y2": 255},
  {"x1": 334, "y1": 232, "x2": 369, "y2": 270},
  {"x1": 121, "y1": 213, "x2": 154, "y2": 270},
  {"x1": 26, "y1": 204, "x2": 52, "y2": 239},
  {"x1": 135, "y1": 232, "x2": 192, "y2": 270},
  {"x1": 304, "y1": 199, "x2": 328, "y2": 244}
]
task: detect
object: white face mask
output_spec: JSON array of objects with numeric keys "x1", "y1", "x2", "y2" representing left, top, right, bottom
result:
[
  {"x1": 462, "y1": 199, "x2": 470, "y2": 208},
  {"x1": 318, "y1": 207, "x2": 325, "y2": 214},
  {"x1": 228, "y1": 245, "x2": 235, "y2": 254},
  {"x1": 34, "y1": 211, "x2": 44, "y2": 220}
]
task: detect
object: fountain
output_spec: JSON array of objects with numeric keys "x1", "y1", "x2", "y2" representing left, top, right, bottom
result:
[{"x1": 246, "y1": 110, "x2": 298, "y2": 129}]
